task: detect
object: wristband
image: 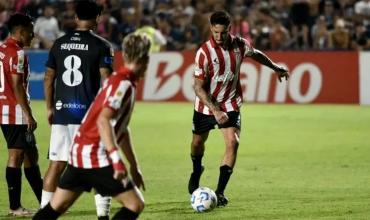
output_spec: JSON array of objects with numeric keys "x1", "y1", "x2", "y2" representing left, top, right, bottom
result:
[{"x1": 108, "y1": 147, "x2": 126, "y2": 172}]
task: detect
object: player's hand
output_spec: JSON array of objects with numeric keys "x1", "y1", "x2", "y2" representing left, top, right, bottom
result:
[
  {"x1": 108, "y1": 147, "x2": 128, "y2": 181},
  {"x1": 113, "y1": 169, "x2": 127, "y2": 181},
  {"x1": 130, "y1": 166, "x2": 145, "y2": 191},
  {"x1": 275, "y1": 65, "x2": 289, "y2": 82},
  {"x1": 26, "y1": 115, "x2": 37, "y2": 132},
  {"x1": 214, "y1": 110, "x2": 228, "y2": 125},
  {"x1": 47, "y1": 108, "x2": 54, "y2": 125}
]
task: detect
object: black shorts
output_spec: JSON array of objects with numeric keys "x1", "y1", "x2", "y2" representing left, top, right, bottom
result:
[
  {"x1": 192, "y1": 110, "x2": 241, "y2": 135},
  {"x1": 59, "y1": 165, "x2": 134, "y2": 197},
  {"x1": 1, "y1": 124, "x2": 37, "y2": 150}
]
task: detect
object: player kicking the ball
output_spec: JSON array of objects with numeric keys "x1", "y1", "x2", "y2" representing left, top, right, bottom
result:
[{"x1": 33, "y1": 33, "x2": 150, "y2": 220}]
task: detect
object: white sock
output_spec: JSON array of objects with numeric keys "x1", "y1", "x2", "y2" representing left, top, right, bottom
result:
[
  {"x1": 40, "y1": 190, "x2": 54, "y2": 208},
  {"x1": 95, "y1": 194, "x2": 112, "y2": 217}
]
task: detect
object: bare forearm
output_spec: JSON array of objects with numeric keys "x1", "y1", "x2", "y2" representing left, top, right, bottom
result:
[
  {"x1": 250, "y1": 49, "x2": 279, "y2": 71},
  {"x1": 97, "y1": 117, "x2": 117, "y2": 152},
  {"x1": 194, "y1": 84, "x2": 219, "y2": 113},
  {"x1": 44, "y1": 69, "x2": 55, "y2": 110},
  {"x1": 13, "y1": 83, "x2": 32, "y2": 117},
  {"x1": 44, "y1": 78, "x2": 54, "y2": 110},
  {"x1": 119, "y1": 129, "x2": 139, "y2": 168}
]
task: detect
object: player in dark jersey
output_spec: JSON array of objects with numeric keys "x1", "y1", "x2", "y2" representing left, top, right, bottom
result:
[
  {"x1": 40, "y1": 1, "x2": 114, "y2": 219},
  {"x1": 0, "y1": 13, "x2": 43, "y2": 217},
  {"x1": 33, "y1": 33, "x2": 150, "y2": 220}
]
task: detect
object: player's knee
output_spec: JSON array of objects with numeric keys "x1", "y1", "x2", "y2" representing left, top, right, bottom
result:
[
  {"x1": 126, "y1": 200, "x2": 144, "y2": 213},
  {"x1": 7, "y1": 151, "x2": 24, "y2": 167}
]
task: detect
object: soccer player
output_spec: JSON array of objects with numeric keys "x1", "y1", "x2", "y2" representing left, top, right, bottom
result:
[
  {"x1": 33, "y1": 33, "x2": 150, "y2": 220},
  {"x1": 40, "y1": 1, "x2": 113, "y2": 219},
  {"x1": 188, "y1": 11, "x2": 289, "y2": 206},
  {"x1": 0, "y1": 13, "x2": 43, "y2": 216}
]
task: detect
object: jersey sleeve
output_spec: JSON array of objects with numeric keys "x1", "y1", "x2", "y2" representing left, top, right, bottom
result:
[
  {"x1": 99, "y1": 42, "x2": 114, "y2": 72},
  {"x1": 194, "y1": 48, "x2": 208, "y2": 80},
  {"x1": 241, "y1": 37, "x2": 254, "y2": 57},
  {"x1": 45, "y1": 43, "x2": 57, "y2": 69},
  {"x1": 10, "y1": 50, "x2": 26, "y2": 75},
  {"x1": 104, "y1": 80, "x2": 131, "y2": 112}
]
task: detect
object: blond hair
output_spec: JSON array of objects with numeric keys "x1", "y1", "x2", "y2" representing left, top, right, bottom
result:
[{"x1": 122, "y1": 33, "x2": 151, "y2": 62}]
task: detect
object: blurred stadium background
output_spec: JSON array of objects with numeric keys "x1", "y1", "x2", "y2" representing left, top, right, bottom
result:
[{"x1": 0, "y1": 0, "x2": 370, "y2": 219}]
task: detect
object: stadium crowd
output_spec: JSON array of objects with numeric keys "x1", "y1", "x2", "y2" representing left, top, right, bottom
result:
[{"x1": 0, "y1": 0, "x2": 369, "y2": 51}]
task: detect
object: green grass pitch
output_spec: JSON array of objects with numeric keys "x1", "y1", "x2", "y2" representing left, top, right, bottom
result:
[{"x1": 1, "y1": 101, "x2": 370, "y2": 219}]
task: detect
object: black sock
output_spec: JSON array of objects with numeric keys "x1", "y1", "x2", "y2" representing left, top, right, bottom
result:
[
  {"x1": 6, "y1": 167, "x2": 22, "y2": 210},
  {"x1": 112, "y1": 207, "x2": 139, "y2": 220},
  {"x1": 33, "y1": 203, "x2": 61, "y2": 220},
  {"x1": 24, "y1": 165, "x2": 43, "y2": 203},
  {"x1": 215, "y1": 165, "x2": 233, "y2": 195},
  {"x1": 191, "y1": 154, "x2": 203, "y2": 173},
  {"x1": 98, "y1": 216, "x2": 109, "y2": 220}
]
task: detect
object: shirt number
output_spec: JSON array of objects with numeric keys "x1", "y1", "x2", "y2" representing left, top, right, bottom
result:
[{"x1": 62, "y1": 55, "x2": 83, "y2": 87}]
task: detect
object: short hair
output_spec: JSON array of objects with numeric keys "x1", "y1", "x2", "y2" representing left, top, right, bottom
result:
[
  {"x1": 122, "y1": 34, "x2": 151, "y2": 62},
  {"x1": 210, "y1": 11, "x2": 231, "y2": 27},
  {"x1": 7, "y1": 13, "x2": 33, "y2": 34},
  {"x1": 75, "y1": 0, "x2": 102, "y2": 20}
]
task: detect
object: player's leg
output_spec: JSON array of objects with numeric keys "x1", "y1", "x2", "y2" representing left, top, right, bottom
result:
[
  {"x1": 188, "y1": 111, "x2": 215, "y2": 194},
  {"x1": 1, "y1": 125, "x2": 33, "y2": 216},
  {"x1": 41, "y1": 161, "x2": 67, "y2": 207},
  {"x1": 33, "y1": 187, "x2": 83, "y2": 219},
  {"x1": 188, "y1": 132, "x2": 209, "y2": 194},
  {"x1": 41, "y1": 125, "x2": 73, "y2": 208},
  {"x1": 23, "y1": 143, "x2": 43, "y2": 204},
  {"x1": 216, "y1": 111, "x2": 241, "y2": 206},
  {"x1": 93, "y1": 166, "x2": 144, "y2": 219},
  {"x1": 35, "y1": 164, "x2": 88, "y2": 219},
  {"x1": 112, "y1": 186, "x2": 144, "y2": 220},
  {"x1": 94, "y1": 193, "x2": 112, "y2": 220}
]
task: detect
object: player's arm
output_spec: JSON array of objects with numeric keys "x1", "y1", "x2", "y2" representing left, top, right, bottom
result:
[
  {"x1": 97, "y1": 107, "x2": 127, "y2": 180},
  {"x1": 249, "y1": 49, "x2": 289, "y2": 82},
  {"x1": 99, "y1": 44, "x2": 114, "y2": 80},
  {"x1": 44, "y1": 67, "x2": 55, "y2": 125},
  {"x1": 193, "y1": 78, "x2": 228, "y2": 124},
  {"x1": 118, "y1": 129, "x2": 145, "y2": 190},
  {"x1": 99, "y1": 67, "x2": 112, "y2": 80},
  {"x1": 11, "y1": 74, "x2": 37, "y2": 131}
]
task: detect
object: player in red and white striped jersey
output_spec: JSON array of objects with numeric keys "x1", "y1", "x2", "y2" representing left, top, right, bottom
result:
[
  {"x1": 188, "y1": 11, "x2": 289, "y2": 206},
  {"x1": 34, "y1": 34, "x2": 150, "y2": 220},
  {"x1": 0, "y1": 13, "x2": 43, "y2": 217}
]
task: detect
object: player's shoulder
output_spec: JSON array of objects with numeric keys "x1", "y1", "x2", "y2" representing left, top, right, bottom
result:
[
  {"x1": 0, "y1": 43, "x2": 23, "y2": 57},
  {"x1": 89, "y1": 32, "x2": 113, "y2": 49},
  {"x1": 233, "y1": 35, "x2": 251, "y2": 47},
  {"x1": 196, "y1": 41, "x2": 210, "y2": 54}
]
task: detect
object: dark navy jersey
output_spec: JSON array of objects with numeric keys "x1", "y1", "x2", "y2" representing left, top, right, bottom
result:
[{"x1": 46, "y1": 30, "x2": 113, "y2": 124}]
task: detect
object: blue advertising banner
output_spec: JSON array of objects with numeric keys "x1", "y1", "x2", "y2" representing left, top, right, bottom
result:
[{"x1": 28, "y1": 50, "x2": 48, "y2": 99}]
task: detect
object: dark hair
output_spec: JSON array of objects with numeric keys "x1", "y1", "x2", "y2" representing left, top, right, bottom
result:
[
  {"x1": 210, "y1": 11, "x2": 231, "y2": 27},
  {"x1": 122, "y1": 33, "x2": 151, "y2": 61},
  {"x1": 7, "y1": 13, "x2": 33, "y2": 33},
  {"x1": 75, "y1": 0, "x2": 102, "y2": 20}
]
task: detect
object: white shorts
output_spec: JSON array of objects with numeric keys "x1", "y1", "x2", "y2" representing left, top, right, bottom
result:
[{"x1": 48, "y1": 124, "x2": 80, "y2": 161}]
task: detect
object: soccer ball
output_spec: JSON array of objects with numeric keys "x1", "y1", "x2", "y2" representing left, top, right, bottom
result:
[{"x1": 190, "y1": 187, "x2": 217, "y2": 212}]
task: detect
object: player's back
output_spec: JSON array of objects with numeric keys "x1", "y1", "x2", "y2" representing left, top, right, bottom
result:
[
  {"x1": 70, "y1": 69, "x2": 136, "y2": 168},
  {"x1": 0, "y1": 38, "x2": 29, "y2": 124},
  {"x1": 48, "y1": 30, "x2": 113, "y2": 124}
]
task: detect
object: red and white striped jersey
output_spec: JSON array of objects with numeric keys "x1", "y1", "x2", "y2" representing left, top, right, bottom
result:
[
  {"x1": 0, "y1": 38, "x2": 30, "y2": 124},
  {"x1": 69, "y1": 67, "x2": 137, "y2": 169},
  {"x1": 194, "y1": 35, "x2": 253, "y2": 115}
]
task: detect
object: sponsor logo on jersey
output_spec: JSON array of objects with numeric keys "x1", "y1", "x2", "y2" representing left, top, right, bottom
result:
[
  {"x1": 55, "y1": 100, "x2": 87, "y2": 110},
  {"x1": 104, "y1": 56, "x2": 113, "y2": 65},
  {"x1": 61, "y1": 43, "x2": 89, "y2": 51},
  {"x1": 70, "y1": 37, "x2": 81, "y2": 41}
]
